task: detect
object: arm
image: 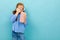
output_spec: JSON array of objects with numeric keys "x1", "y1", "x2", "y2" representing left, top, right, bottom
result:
[
  {"x1": 20, "y1": 12, "x2": 27, "y2": 27},
  {"x1": 20, "y1": 12, "x2": 27, "y2": 24},
  {"x1": 10, "y1": 14, "x2": 17, "y2": 23},
  {"x1": 11, "y1": 8, "x2": 21, "y2": 23},
  {"x1": 10, "y1": 12, "x2": 19, "y2": 23}
]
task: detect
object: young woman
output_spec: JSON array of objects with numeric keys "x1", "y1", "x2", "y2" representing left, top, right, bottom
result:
[{"x1": 10, "y1": 2, "x2": 27, "y2": 40}]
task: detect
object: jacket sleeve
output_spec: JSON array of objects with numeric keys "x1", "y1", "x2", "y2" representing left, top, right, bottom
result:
[{"x1": 10, "y1": 14, "x2": 17, "y2": 23}]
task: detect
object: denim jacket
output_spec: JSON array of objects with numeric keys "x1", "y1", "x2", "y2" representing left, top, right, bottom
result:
[{"x1": 10, "y1": 13, "x2": 27, "y2": 33}]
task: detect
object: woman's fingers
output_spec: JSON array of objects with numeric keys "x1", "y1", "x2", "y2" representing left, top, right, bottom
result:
[{"x1": 16, "y1": 8, "x2": 21, "y2": 13}]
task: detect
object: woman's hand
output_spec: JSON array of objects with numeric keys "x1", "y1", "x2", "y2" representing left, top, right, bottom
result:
[
  {"x1": 16, "y1": 8, "x2": 21, "y2": 13},
  {"x1": 15, "y1": 8, "x2": 21, "y2": 16}
]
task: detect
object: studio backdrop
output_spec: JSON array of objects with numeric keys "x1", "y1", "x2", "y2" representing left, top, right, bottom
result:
[{"x1": 0, "y1": 0, "x2": 60, "y2": 40}]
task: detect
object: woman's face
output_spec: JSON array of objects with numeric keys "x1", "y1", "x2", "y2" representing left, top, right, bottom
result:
[{"x1": 17, "y1": 5, "x2": 24, "y2": 12}]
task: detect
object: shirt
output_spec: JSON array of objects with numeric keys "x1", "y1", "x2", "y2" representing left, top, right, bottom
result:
[{"x1": 10, "y1": 13, "x2": 27, "y2": 33}]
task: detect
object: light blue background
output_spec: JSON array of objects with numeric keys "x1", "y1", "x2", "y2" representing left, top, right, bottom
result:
[{"x1": 0, "y1": 0, "x2": 60, "y2": 40}]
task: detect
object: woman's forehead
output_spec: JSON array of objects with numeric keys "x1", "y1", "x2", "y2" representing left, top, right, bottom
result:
[{"x1": 18, "y1": 5, "x2": 24, "y2": 7}]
